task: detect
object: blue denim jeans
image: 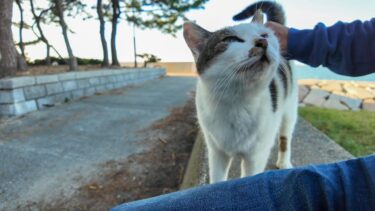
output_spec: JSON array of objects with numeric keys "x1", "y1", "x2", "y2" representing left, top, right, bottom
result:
[{"x1": 112, "y1": 155, "x2": 375, "y2": 211}]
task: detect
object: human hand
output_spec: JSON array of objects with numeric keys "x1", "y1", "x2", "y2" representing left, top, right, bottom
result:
[{"x1": 265, "y1": 21, "x2": 289, "y2": 53}]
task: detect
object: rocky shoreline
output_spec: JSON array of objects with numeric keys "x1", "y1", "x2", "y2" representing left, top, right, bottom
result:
[{"x1": 298, "y1": 79, "x2": 375, "y2": 111}]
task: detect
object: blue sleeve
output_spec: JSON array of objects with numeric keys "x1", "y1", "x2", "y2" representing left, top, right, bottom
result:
[{"x1": 287, "y1": 18, "x2": 375, "y2": 76}]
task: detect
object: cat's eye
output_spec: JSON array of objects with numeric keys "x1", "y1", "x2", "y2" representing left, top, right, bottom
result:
[
  {"x1": 222, "y1": 36, "x2": 245, "y2": 43},
  {"x1": 261, "y1": 33, "x2": 268, "y2": 38}
]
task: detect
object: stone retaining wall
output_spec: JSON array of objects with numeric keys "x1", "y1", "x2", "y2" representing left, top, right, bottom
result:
[{"x1": 0, "y1": 68, "x2": 165, "y2": 117}]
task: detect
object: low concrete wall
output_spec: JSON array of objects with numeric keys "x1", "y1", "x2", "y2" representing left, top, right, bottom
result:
[{"x1": 0, "y1": 68, "x2": 165, "y2": 117}]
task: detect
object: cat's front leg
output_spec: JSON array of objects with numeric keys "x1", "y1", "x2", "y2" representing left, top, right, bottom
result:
[
  {"x1": 206, "y1": 141, "x2": 232, "y2": 184},
  {"x1": 276, "y1": 114, "x2": 296, "y2": 169},
  {"x1": 241, "y1": 149, "x2": 270, "y2": 177},
  {"x1": 276, "y1": 135, "x2": 293, "y2": 169}
]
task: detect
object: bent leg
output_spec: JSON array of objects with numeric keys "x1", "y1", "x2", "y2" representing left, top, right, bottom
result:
[{"x1": 112, "y1": 155, "x2": 375, "y2": 211}]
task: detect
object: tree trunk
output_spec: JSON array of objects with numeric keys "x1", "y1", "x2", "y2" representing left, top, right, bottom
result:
[
  {"x1": 97, "y1": 0, "x2": 109, "y2": 67},
  {"x1": 30, "y1": 0, "x2": 52, "y2": 65},
  {"x1": 0, "y1": 0, "x2": 27, "y2": 78},
  {"x1": 54, "y1": 0, "x2": 77, "y2": 71},
  {"x1": 15, "y1": 0, "x2": 26, "y2": 59},
  {"x1": 46, "y1": 44, "x2": 51, "y2": 65},
  {"x1": 111, "y1": 0, "x2": 120, "y2": 66}
]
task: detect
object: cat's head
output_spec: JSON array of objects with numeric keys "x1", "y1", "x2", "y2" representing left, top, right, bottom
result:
[{"x1": 183, "y1": 17, "x2": 280, "y2": 90}]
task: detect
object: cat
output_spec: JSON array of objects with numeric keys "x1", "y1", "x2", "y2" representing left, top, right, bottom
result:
[{"x1": 183, "y1": 1, "x2": 298, "y2": 184}]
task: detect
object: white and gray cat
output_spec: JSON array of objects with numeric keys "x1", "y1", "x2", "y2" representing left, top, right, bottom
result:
[{"x1": 183, "y1": 2, "x2": 298, "y2": 183}]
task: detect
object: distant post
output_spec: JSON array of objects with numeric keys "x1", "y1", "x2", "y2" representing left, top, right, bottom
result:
[{"x1": 132, "y1": 10, "x2": 137, "y2": 68}]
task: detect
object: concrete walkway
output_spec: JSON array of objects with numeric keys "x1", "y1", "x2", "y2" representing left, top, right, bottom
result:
[{"x1": 0, "y1": 76, "x2": 196, "y2": 209}]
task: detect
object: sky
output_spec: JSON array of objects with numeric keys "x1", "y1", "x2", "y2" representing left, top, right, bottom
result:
[{"x1": 13, "y1": 0, "x2": 375, "y2": 62}]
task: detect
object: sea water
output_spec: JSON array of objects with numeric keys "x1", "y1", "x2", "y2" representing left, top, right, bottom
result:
[{"x1": 295, "y1": 65, "x2": 375, "y2": 82}]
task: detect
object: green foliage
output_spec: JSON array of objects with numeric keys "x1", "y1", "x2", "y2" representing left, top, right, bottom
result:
[
  {"x1": 137, "y1": 53, "x2": 161, "y2": 67},
  {"x1": 31, "y1": 57, "x2": 102, "y2": 65},
  {"x1": 45, "y1": 0, "x2": 92, "y2": 25},
  {"x1": 125, "y1": 0, "x2": 208, "y2": 35},
  {"x1": 95, "y1": 0, "x2": 208, "y2": 35},
  {"x1": 76, "y1": 57, "x2": 103, "y2": 65},
  {"x1": 299, "y1": 106, "x2": 375, "y2": 157}
]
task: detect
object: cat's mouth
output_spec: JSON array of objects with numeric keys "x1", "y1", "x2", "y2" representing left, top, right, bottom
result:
[
  {"x1": 248, "y1": 47, "x2": 270, "y2": 64},
  {"x1": 260, "y1": 54, "x2": 269, "y2": 63}
]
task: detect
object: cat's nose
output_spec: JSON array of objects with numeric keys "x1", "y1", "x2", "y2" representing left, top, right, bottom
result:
[{"x1": 254, "y1": 38, "x2": 268, "y2": 49}]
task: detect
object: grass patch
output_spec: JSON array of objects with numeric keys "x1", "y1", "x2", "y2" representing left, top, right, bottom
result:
[{"x1": 299, "y1": 106, "x2": 375, "y2": 157}]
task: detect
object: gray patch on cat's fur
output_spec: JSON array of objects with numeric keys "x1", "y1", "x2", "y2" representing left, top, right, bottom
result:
[
  {"x1": 269, "y1": 79, "x2": 278, "y2": 112},
  {"x1": 278, "y1": 61, "x2": 293, "y2": 99},
  {"x1": 196, "y1": 29, "x2": 236, "y2": 74},
  {"x1": 278, "y1": 65, "x2": 288, "y2": 98}
]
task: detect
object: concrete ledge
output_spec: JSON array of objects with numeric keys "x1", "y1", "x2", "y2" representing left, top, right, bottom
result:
[
  {"x1": 181, "y1": 117, "x2": 354, "y2": 189},
  {"x1": 0, "y1": 68, "x2": 165, "y2": 117}
]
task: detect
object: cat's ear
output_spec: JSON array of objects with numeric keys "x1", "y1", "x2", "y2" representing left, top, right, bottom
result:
[
  {"x1": 251, "y1": 9, "x2": 264, "y2": 24},
  {"x1": 183, "y1": 22, "x2": 212, "y2": 62}
]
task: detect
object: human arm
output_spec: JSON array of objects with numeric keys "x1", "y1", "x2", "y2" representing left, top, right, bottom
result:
[{"x1": 267, "y1": 19, "x2": 375, "y2": 76}]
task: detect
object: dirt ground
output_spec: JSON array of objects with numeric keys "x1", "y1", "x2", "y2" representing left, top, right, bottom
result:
[{"x1": 21, "y1": 99, "x2": 198, "y2": 210}]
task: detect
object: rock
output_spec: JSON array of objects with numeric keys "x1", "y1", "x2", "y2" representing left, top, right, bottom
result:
[
  {"x1": 367, "y1": 83, "x2": 375, "y2": 89},
  {"x1": 362, "y1": 99, "x2": 375, "y2": 111},
  {"x1": 298, "y1": 79, "x2": 319, "y2": 86},
  {"x1": 365, "y1": 86, "x2": 375, "y2": 95},
  {"x1": 323, "y1": 94, "x2": 362, "y2": 111},
  {"x1": 336, "y1": 95, "x2": 362, "y2": 111},
  {"x1": 317, "y1": 80, "x2": 328, "y2": 87},
  {"x1": 303, "y1": 88, "x2": 330, "y2": 107},
  {"x1": 322, "y1": 94, "x2": 349, "y2": 110},
  {"x1": 356, "y1": 89, "x2": 373, "y2": 99},
  {"x1": 344, "y1": 85, "x2": 373, "y2": 99},
  {"x1": 320, "y1": 83, "x2": 343, "y2": 93},
  {"x1": 298, "y1": 85, "x2": 310, "y2": 102},
  {"x1": 364, "y1": 99, "x2": 375, "y2": 103}
]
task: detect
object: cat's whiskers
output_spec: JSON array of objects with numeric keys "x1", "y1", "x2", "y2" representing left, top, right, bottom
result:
[
  {"x1": 210, "y1": 60, "x2": 244, "y2": 98},
  {"x1": 210, "y1": 63, "x2": 238, "y2": 113},
  {"x1": 210, "y1": 58, "x2": 256, "y2": 114},
  {"x1": 212, "y1": 70, "x2": 237, "y2": 114}
]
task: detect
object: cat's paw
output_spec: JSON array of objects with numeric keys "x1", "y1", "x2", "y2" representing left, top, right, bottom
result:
[{"x1": 276, "y1": 160, "x2": 293, "y2": 169}]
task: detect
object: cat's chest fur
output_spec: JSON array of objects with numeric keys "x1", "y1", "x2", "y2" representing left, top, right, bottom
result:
[{"x1": 196, "y1": 80, "x2": 281, "y2": 155}]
